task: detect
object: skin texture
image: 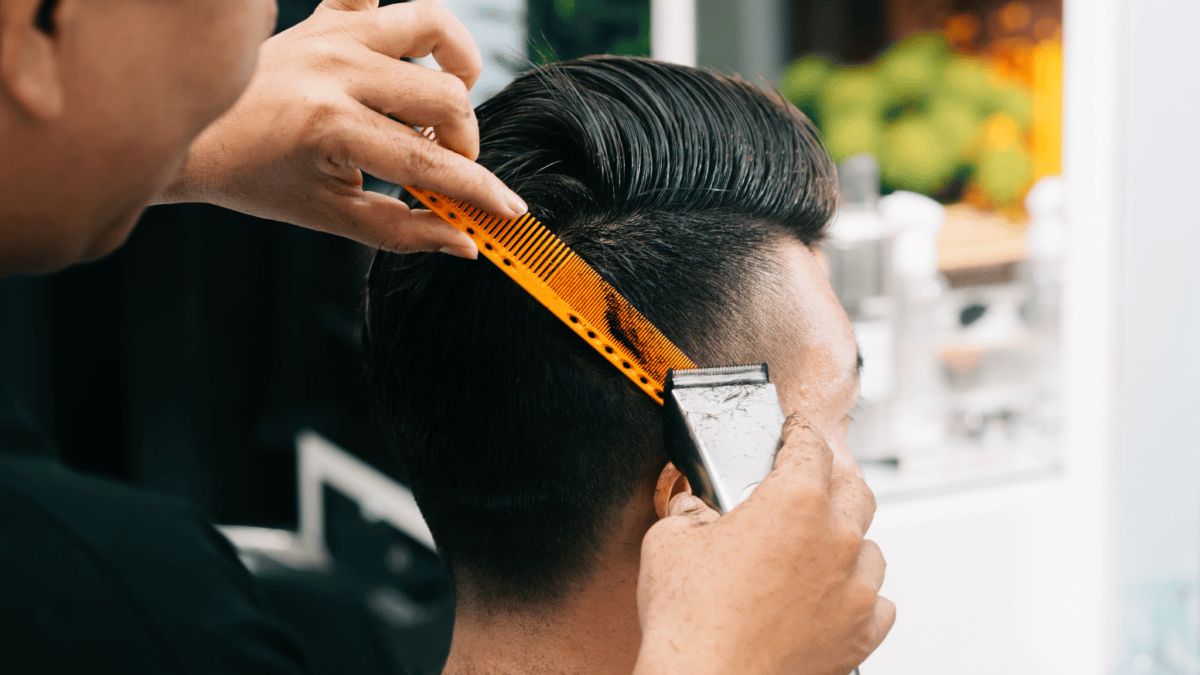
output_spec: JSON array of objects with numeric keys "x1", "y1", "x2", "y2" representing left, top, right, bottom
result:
[
  {"x1": 0, "y1": 0, "x2": 277, "y2": 274},
  {"x1": 0, "y1": 0, "x2": 892, "y2": 671},
  {"x1": 442, "y1": 241, "x2": 894, "y2": 675},
  {"x1": 0, "y1": 0, "x2": 524, "y2": 277},
  {"x1": 155, "y1": 0, "x2": 528, "y2": 259}
]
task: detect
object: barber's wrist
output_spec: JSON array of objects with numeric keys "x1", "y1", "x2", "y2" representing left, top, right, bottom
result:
[
  {"x1": 634, "y1": 628, "x2": 772, "y2": 675},
  {"x1": 151, "y1": 138, "x2": 216, "y2": 207},
  {"x1": 152, "y1": 168, "x2": 197, "y2": 207}
]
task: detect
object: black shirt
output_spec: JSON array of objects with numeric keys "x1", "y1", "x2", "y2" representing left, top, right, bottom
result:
[{"x1": 0, "y1": 378, "x2": 313, "y2": 674}]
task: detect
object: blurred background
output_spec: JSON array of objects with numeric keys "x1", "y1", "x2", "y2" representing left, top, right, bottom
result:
[{"x1": 1, "y1": 0, "x2": 1197, "y2": 673}]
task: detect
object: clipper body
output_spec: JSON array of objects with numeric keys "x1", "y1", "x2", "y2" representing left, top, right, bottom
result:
[{"x1": 663, "y1": 364, "x2": 787, "y2": 513}]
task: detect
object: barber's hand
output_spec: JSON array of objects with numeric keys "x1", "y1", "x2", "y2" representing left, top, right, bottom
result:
[
  {"x1": 635, "y1": 418, "x2": 895, "y2": 675},
  {"x1": 157, "y1": 0, "x2": 525, "y2": 258}
]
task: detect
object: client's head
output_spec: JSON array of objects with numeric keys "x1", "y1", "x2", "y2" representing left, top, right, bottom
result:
[{"x1": 365, "y1": 57, "x2": 860, "y2": 622}]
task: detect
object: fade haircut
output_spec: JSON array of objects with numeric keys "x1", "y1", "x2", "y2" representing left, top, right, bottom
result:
[{"x1": 365, "y1": 56, "x2": 837, "y2": 610}]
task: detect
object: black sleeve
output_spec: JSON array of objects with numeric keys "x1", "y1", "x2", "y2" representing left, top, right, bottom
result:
[{"x1": 0, "y1": 457, "x2": 315, "y2": 675}]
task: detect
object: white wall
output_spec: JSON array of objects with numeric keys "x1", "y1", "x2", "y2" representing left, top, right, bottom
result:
[
  {"x1": 862, "y1": 480, "x2": 1099, "y2": 674},
  {"x1": 1113, "y1": 0, "x2": 1200, "y2": 671}
]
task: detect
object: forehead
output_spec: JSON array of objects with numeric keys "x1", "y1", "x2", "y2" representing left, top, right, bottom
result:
[{"x1": 756, "y1": 240, "x2": 859, "y2": 419}]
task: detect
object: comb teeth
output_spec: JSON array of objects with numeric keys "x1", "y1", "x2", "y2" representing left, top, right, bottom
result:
[
  {"x1": 402, "y1": 127, "x2": 694, "y2": 403},
  {"x1": 402, "y1": 184, "x2": 695, "y2": 404}
]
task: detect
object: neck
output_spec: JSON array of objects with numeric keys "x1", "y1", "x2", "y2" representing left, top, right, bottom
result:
[
  {"x1": 442, "y1": 500, "x2": 656, "y2": 675},
  {"x1": 0, "y1": 111, "x2": 172, "y2": 276}
]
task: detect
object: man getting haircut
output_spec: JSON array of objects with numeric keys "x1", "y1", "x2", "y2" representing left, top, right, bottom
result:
[{"x1": 365, "y1": 56, "x2": 865, "y2": 674}]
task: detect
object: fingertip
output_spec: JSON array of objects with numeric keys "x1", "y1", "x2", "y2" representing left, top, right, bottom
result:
[
  {"x1": 508, "y1": 192, "x2": 528, "y2": 216},
  {"x1": 439, "y1": 244, "x2": 479, "y2": 260},
  {"x1": 668, "y1": 493, "x2": 714, "y2": 520},
  {"x1": 781, "y1": 414, "x2": 820, "y2": 439},
  {"x1": 667, "y1": 493, "x2": 697, "y2": 515},
  {"x1": 490, "y1": 190, "x2": 527, "y2": 219},
  {"x1": 434, "y1": 224, "x2": 478, "y2": 258}
]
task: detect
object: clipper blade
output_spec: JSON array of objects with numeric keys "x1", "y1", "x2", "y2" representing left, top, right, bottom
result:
[{"x1": 663, "y1": 364, "x2": 787, "y2": 512}]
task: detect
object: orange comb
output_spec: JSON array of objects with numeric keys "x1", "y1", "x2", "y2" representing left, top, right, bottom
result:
[{"x1": 402, "y1": 134, "x2": 695, "y2": 404}]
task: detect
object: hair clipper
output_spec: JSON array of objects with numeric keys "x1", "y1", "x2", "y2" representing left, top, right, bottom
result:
[
  {"x1": 662, "y1": 364, "x2": 787, "y2": 513},
  {"x1": 663, "y1": 367, "x2": 864, "y2": 675}
]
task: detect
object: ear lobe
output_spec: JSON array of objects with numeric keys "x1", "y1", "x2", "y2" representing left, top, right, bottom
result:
[
  {"x1": 0, "y1": 0, "x2": 66, "y2": 120},
  {"x1": 654, "y1": 462, "x2": 692, "y2": 519}
]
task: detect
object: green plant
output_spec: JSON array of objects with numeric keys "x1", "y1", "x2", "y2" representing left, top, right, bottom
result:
[
  {"x1": 528, "y1": 0, "x2": 650, "y2": 64},
  {"x1": 780, "y1": 32, "x2": 1035, "y2": 206}
]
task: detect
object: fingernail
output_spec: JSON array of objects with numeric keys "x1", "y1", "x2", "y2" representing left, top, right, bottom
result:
[
  {"x1": 507, "y1": 193, "x2": 528, "y2": 216},
  {"x1": 439, "y1": 244, "x2": 478, "y2": 260}
]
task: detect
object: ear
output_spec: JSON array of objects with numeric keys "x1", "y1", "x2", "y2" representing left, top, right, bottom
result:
[
  {"x1": 0, "y1": 0, "x2": 71, "y2": 120},
  {"x1": 653, "y1": 462, "x2": 692, "y2": 519}
]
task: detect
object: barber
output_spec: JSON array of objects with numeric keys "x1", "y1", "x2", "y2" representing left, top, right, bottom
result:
[{"x1": 0, "y1": 1, "x2": 895, "y2": 673}]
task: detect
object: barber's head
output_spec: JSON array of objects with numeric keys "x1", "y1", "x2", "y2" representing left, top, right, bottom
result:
[
  {"x1": 0, "y1": 0, "x2": 276, "y2": 274},
  {"x1": 365, "y1": 56, "x2": 860, "y2": 613}
]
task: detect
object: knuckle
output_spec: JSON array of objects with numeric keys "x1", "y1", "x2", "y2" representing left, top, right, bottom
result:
[
  {"x1": 302, "y1": 39, "x2": 350, "y2": 74},
  {"x1": 378, "y1": 234, "x2": 415, "y2": 254},
  {"x1": 862, "y1": 537, "x2": 884, "y2": 559},
  {"x1": 304, "y1": 99, "x2": 351, "y2": 155},
  {"x1": 879, "y1": 596, "x2": 898, "y2": 623},
  {"x1": 425, "y1": 73, "x2": 472, "y2": 122},
  {"x1": 445, "y1": 78, "x2": 473, "y2": 119},
  {"x1": 833, "y1": 524, "x2": 865, "y2": 558},
  {"x1": 411, "y1": 0, "x2": 448, "y2": 28},
  {"x1": 860, "y1": 481, "x2": 878, "y2": 514},
  {"x1": 835, "y1": 473, "x2": 875, "y2": 510},
  {"x1": 849, "y1": 580, "x2": 880, "y2": 616},
  {"x1": 403, "y1": 138, "x2": 445, "y2": 177},
  {"x1": 374, "y1": 219, "x2": 419, "y2": 253},
  {"x1": 420, "y1": 0, "x2": 450, "y2": 17}
]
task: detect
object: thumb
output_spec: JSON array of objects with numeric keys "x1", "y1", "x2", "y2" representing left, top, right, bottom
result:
[
  {"x1": 319, "y1": 0, "x2": 379, "y2": 10},
  {"x1": 667, "y1": 493, "x2": 720, "y2": 525}
]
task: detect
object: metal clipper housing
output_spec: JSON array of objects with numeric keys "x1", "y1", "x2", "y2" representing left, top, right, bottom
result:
[{"x1": 663, "y1": 364, "x2": 788, "y2": 513}]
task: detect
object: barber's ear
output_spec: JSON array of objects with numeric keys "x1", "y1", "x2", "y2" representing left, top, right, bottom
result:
[
  {"x1": 0, "y1": 0, "x2": 72, "y2": 120},
  {"x1": 654, "y1": 462, "x2": 692, "y2": 519}
]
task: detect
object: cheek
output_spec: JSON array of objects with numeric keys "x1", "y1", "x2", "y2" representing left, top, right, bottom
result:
[
  {"x1": 78, "y1": 212, "x2": 142, "y2": 264},
  {"x1": 171, "y1": 0, "x2": 275, "y2": 135}
]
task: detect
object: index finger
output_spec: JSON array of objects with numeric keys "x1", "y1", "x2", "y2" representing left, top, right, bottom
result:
[
  {"x1": 348, "y1": 106, "x2": 526, "y2": 217},
  {"x1": 830, "y1": 469, "x2": 877, "y2": 537},
  {"x1": 347, "y1": 0, "x2": 483, "y2": 89},
  {"x1": 768, "y1": 416, "x2": 834, "y2": 492}
]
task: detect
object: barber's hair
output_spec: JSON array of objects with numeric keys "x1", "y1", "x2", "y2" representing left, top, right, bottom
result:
[{"x1": 365, "y1": 56, "x2": 836, "y2": 610}]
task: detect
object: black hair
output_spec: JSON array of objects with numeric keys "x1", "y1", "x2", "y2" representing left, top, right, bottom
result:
[
  {"x1": 364, "y1": 56, "x2": 836, "y2": 610},
  {"x1": 35, "y1": 0, "x2": 56, "y2": 34}
]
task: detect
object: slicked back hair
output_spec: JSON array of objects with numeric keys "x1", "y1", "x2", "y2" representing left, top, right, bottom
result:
[{"x1": 365, "y1": 56, "x2": 837, "y2": 610}]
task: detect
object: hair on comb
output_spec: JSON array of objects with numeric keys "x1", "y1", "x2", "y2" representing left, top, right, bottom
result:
[{"x1": 405, "y1": 130, "x2": 694, "y2": 403}]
